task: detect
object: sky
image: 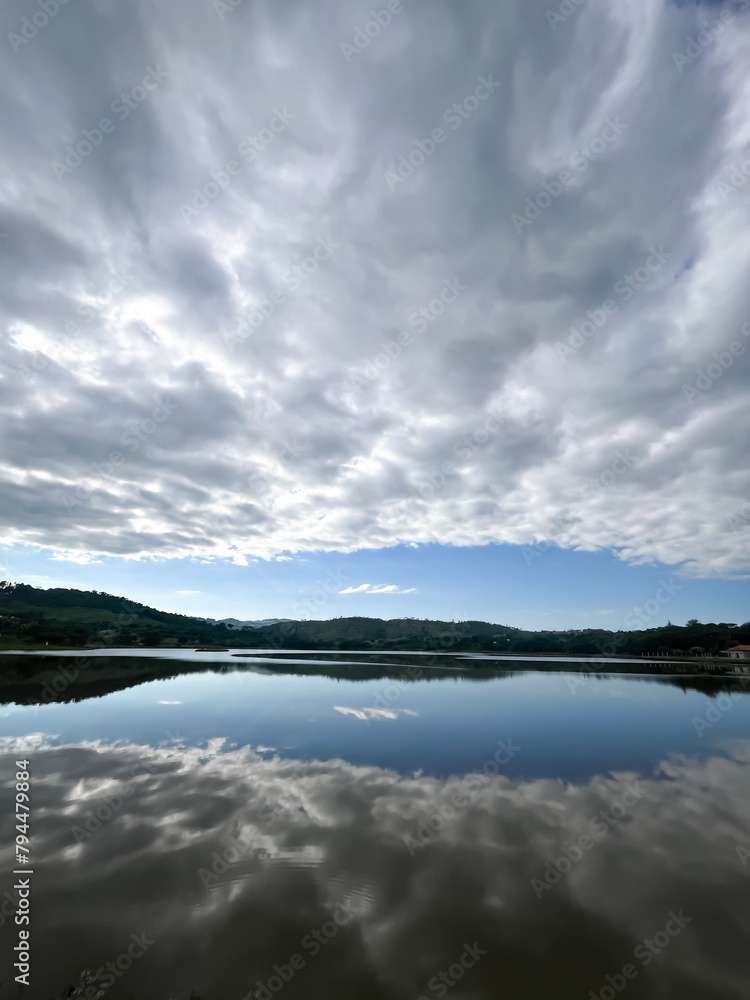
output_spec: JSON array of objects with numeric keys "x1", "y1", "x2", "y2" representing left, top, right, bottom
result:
[{"x1": 1, "y1": 0, "x2": 749, "y2": 630}]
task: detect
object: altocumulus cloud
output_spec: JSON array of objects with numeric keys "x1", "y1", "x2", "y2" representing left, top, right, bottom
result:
[
  {"x1": 339, "y1": 584, "x2": 417, "y2": 595},
  {"x1": 0, "y1": 0, "x2": 749, "y2": 577}
]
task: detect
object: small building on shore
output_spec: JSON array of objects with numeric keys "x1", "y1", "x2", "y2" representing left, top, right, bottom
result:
[{"x1": 727, "y1": 645, "x2": 750, "y2": 659}]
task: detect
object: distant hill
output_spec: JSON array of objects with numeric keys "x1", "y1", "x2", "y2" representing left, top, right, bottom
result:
[
  {"x1": 0, "y1": 582, "x2": 261, "y2": 649},
  {"x1": 0, "y1": 582, "x2": 167, "y2": 621},
  {"x1": 252, "y1": 616, "x2": 514, "y2": 651},
  {"x1": 200, "y1": 617, "x2": 294, "y2": 628},
  {"x1": 251, "y1": 615, "x2": 750, "y2": 657},
  {"x1": 0, "y1": 582, "x2": 747, "y2": 657}
]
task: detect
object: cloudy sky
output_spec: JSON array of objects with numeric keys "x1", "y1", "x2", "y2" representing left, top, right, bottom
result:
[{"x1": 1, "y1": 0, "x2": 749, "y2": 626}]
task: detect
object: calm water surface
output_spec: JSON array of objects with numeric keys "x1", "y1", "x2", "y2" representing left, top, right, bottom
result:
[{"x1": 0, "y1": 651, "x2": 748, "y2": 999}]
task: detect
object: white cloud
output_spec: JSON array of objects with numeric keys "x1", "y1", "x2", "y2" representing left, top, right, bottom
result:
[
  {"x1": 333, "y1": 706, "x2": 419, "y2": 721},
  {"x1": 339, "y1": 584, "x2": 417, "y2": 595},
  {"x1": 1, "y1": 0, "x2": 749, "y2": 577},
  {"x1": 177, "y1": 590, "x2": 202, "y2": 594}
]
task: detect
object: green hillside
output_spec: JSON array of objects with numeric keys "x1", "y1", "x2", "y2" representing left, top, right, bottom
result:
[
  {"x1": 0, "y1": 582, "x2": 262, "y2": 650},
  {"x1": 0, "y1": 582, "x2": 747, "y2": 657}
]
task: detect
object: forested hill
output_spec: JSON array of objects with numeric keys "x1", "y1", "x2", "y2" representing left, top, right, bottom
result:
[
  {"x1": 253, "y1": 615, "x2": 749, "y2": 656},
  {"x1": 0, "y1": 582, "x2": 155, "y2": 616},
  {"x1": 0, "y1": 582, "x2": 251, "y2": 649},
  {"x1": 0, "y1": 582, "x2": 747, "y2": 656}
]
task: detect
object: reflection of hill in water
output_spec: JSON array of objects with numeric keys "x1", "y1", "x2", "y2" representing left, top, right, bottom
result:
[
  {"x1": 0, "y1": 654, "x2": 206, "y2": 705},
  {"x1": 0, "y1": 651, "x2": 745, "y2": 705}
]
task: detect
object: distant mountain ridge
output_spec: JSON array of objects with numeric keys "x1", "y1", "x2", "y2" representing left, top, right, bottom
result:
[{"x1": 199, "y1": 617, "x2": 294, "y2": 628}]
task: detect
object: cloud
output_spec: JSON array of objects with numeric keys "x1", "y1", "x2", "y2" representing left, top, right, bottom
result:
[
  {"x1": 2, "y1": 733, "x2": 747, "y2": 996},
  {"x1": 333, "y1": 706, "x2": 419, "y2": 721},
  {"x1": 177, "y1": 590, "x2": 201, "y2": 594},
  {"x1": 1, "y1": 0, "x2": 749, "y2": 577},
  {"x1": 339, "y1": 584, "x2": 417, "y2": 595}
]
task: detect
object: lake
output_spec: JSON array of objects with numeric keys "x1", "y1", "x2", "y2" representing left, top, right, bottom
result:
[{"x1": 1, "y1": 650, "x2": 749, "y2": 999}]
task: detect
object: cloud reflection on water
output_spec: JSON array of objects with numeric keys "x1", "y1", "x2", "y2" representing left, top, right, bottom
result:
[{"x1": 0, "y1": 734, "x2": 748, "y2": 998}]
